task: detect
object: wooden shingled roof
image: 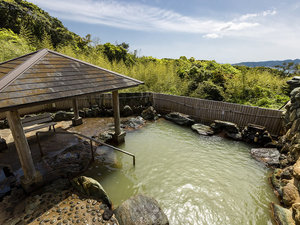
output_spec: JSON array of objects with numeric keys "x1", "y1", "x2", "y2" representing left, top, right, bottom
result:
[{"x1": 0, "y1": 49, "x2": 143, "y2": 112}]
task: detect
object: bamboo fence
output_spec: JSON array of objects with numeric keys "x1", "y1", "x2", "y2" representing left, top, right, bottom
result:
[
  {"x1": 0, "y1": 92, "x2": 283, "y2": 135},
  {"x1": 152, "y1": 93, "x2": 283, "y2": 135}
]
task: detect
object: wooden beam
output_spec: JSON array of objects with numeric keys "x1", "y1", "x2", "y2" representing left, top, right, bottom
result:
[
  {"x1": 6, "y1": 110, "x2": 36, "y2": 181},
  {"x1": 112, "y1": 90, "x2": 121, "y2": 135}
]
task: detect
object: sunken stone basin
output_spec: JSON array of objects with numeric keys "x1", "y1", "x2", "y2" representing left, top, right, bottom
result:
[{"x1": 83, "y1": 118, "x2": 278, "y2": 225}]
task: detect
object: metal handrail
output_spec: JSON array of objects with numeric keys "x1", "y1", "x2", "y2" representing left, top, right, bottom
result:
[{"x1": 36, "y1": 131, "x2": 135, "y2": 166}]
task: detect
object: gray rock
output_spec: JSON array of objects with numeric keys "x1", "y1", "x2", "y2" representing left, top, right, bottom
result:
[
  {"x1": 272, "y1": 203, "x2": 295, "y2": 225},
  {"x1": 141, "y1": 106, "x2": 158, "y2": 120},
  {"x1": 122, "y1": 116, "x2": 145, "y2": 129},
  {"x1": 165, "y1": 112, "x2": 194, "y2": 126},
  {"x1": 250, "y1": 148, "x2": 280, "y2": 168},
  {"x1": 114, "y1": 195, "x2": 169, "y2": 225},
  {"x1": 71, "y1": 176, "x2": 112, "y2": 209},
  {"x1": 191, "y1": 124, "x2": 214, "y2": 136}
]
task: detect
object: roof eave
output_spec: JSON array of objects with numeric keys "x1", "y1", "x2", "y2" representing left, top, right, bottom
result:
[{"x1": 0, "y1": 83, "x2": 142, "y2": 113}]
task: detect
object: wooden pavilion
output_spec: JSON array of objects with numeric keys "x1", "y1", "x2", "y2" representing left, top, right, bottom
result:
[{"x1": 0, "y1": 49, "x2": 143, "y2": 188}]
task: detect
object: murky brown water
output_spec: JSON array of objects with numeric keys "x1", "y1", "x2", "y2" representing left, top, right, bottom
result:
[{"x1": 84, "y1": 119, "x2": 278, "y2": 225}]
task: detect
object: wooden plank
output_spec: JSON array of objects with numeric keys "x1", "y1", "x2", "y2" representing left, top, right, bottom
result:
[
  {"x1": 21, "y1": 113, "x2": 51, "y2": 123},
  {"x1": 24, "y1": 122, "x2": 56, "y2": 133},
  {"x1": 22, "y1": 117, "x2": 52, "y2": 127}
]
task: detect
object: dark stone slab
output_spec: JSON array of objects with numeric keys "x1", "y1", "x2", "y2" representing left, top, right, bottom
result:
[{"x1": 164, "y1": 112, "x2": 194, "y2": 126}]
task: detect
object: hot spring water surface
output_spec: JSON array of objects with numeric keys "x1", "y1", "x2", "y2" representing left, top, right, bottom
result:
[{"x1": 83, "y1": 119, "x2": 278, "y2": 225}]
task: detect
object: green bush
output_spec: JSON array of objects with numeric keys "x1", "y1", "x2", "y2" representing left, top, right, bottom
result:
[{"x1": 191, "y1": 81, "x2": 225, "y2": 101}]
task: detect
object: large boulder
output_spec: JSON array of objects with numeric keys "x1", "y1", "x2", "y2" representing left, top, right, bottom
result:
[
  {"x1": 114, "y1": 195, "x2": 169, "y2": 225},
  {"x1": 191, "y1": 123, "x2": 214, "y2": 136},
  {"x1": 271, "y1": 169, "x2": 283, "y2": 198},
  {"x1": 272, "y1": 203, "x2": 295, "y2": 225},
  {"x1": 210, "y1": 120, "x2": 242, "y2": 140},
  {"x1": 250, "y1": 148, "x2": 280, "y2": 168},
  {"x1": 165, "y1": 112, "x2": 194, "y2": 126},
  {"x1": 282, "y1": 182, "x2": 299, "y2": 207},
  {"x1": 44, "y1": 142, "x2": 92, "y2": 176},
  {"x1": 141, "y1": 106, "x2": 158, "y2": 120},
  {"x1": 242, "y1": 123, "x2": 273, "y2": 146},
  {"x1": 288, "y1": 77, "x2": 300, "y2": 93},
  {"x1": 211, "y1": 120, "x2": 239, "y2": 133},
  {"x1": 293, "y1": 203, "x2": 300, "y2": 225},
  {"x1": 293, "y1": 158, "x2": 300, "y2": 180},
  {"x1": 71, "y1": 176, "x2": 112, "y2": 209}
]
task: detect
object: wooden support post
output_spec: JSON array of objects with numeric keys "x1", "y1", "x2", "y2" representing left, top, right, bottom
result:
[
  {"x1": 113, "y1": 91, "x2": 121, "y2": 135},
  {"x1": 112, "y1": 90, "x2": 125, "y2": 144},
  {"x1": 72, "y1": 98, "x2": 83, "y2": 126},
  {"x1": 6, "y1": 110, "x2": 42, "y2": 186}
]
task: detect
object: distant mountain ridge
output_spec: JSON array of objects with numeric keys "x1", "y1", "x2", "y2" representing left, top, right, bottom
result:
[{"x1": 233, "y1": 59, "x2": 300, "y2": 67}]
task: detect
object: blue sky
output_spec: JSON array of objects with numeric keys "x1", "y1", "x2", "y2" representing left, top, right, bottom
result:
[{"x1": 28, "y1": 0, "x2": 300, "y2": 63}]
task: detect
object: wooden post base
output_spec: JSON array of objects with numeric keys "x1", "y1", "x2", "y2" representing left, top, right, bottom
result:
[
  {"x1": 21, "y1": 170, "x2": 43, "y2": 192},
  {"x1": 72, "y1": 117, "x2": 83, "y2": 126},
  {"x1": 112, "y1": 131, "x2": 126, "y2": 144}
]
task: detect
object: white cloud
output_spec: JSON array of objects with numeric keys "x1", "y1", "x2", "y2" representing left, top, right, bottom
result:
[
  {"x1": 203, "y1": 33, "x2": 220, "y2": 39},
  {"x1": 28, "y1": 0, "x2": 276, "y2": 39},
  {"x1": 239, "y1": 13, "x2": 258, "y2": 21},
  {"x1": 262, "y1": 10, "x2": 277, "y2": 16}
]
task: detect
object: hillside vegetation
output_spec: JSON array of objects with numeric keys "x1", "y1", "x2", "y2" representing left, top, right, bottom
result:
[{"x1": 0, "y1": 0, "x2": 296, "y2": 109}]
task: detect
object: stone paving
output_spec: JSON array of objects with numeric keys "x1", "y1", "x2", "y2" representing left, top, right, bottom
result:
[{"x1": 1, "y1": 179, "x2": 118, "y2": 225}]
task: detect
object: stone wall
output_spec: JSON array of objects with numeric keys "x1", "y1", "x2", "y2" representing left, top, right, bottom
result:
[{"x1": 272, "y1": 76, "x2": 300, "y2": 225}]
